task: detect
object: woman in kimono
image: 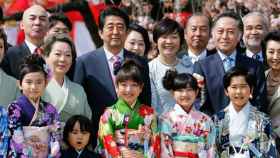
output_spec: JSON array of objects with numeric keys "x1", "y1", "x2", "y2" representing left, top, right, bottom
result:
[
  {"x1": 98, "y1": 60, "x2": 160, "y2": 158},
  {"x1": 0, "y1": 28, "x2": 20, "y2": 108},
  {"x1": 8, "y1": 54, "x2": 61, "y2": 158},
  {"x1": 42, "y1": 34, "x2": 91, "y2": 122},
  {"x1": 160, "y1": 70, "x2": 216, "y2": 158},
  {"x1": 213, "y1": 67, "x2": 278, "y2": 158}
]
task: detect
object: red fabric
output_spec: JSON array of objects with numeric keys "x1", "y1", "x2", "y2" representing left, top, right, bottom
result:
[
  {"x1": 152, "y1": 135, "x2": 161, "y2": 158},
  {"x1": 138, "y1": 105, "x2": 154, "y2": 117},
  {"x1": 5, "y1": 0, "x2": 29, "y2": 16},
  {"x1": 103, "y1": 135, "x2": 120, "y2": 157},
  {"x1": 174, "y1": 151, "x2": 199, "y2": 158}
]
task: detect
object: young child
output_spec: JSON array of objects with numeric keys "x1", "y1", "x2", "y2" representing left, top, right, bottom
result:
[
  {"x1": 213, "y1": 67, "x2": 278, "y2": 157},
  {"x1": 160, "y1": 70, "x2": 216, "y2": 158},
  {"x1": 61, "y1": 115, "x2": 100, "y2": 158},
  {"x1": 8, "y1": 54, "x2": 61, "y2": 157},
  {"x1": 97, "y1": 60, "x2": 160, "y2": 158}
]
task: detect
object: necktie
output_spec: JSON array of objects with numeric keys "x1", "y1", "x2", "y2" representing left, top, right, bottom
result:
[
  {"x1": 112, "y1": 55, "x2": 121, "y2": 75},
  {"x1": 224, "y1": 56, "x2": 234, "y2": 72},
  {"x1": 252, "y1": 54, "x2": 260, "y2": 61},
  {"x1": 35, "y1": 47, "x2": 43, "y2": 56}
]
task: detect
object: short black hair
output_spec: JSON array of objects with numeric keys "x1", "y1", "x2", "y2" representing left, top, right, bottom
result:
[
  {"x1": 186, "y1": 12, "x2": 211, "y2": 30},
  {"x1": 213, "y1": 11, "x2": 243, "y2": 32},
  {"x1": 162, "y1": 70, "x2": 199, "y2": 91},
  {"x1": 63, "y1": 115, "x2": 93, "y2": 147},
  {"x1": 116, "y1": 59, "x2": 144, "y2": 85},
  {"x1": 127, "y1": 23, "x2": 151, "y2": 56},
  {"x1": 223, "y1": 67, "x2": 255, "y2": 90},
  {"x1": 19, "y1": 54, "x2": 48, "y2": 84},
  {"x1": 49, "y1": 13, "x2": 72, "y2": 31},
  {"x1": 99, "y1": 6, "x2": 129, "y2": 31},
  {"x1": 264, "y1": 30, "x2": 280, "y2": 49},
  {"x1": 153, "y1": 18, "x2": 184, "y2": 46}
]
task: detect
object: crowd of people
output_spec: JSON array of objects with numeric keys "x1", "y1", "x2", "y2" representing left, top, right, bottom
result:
[{"x1": 0, "y1": 0, "x2": 280, "y2": 157}]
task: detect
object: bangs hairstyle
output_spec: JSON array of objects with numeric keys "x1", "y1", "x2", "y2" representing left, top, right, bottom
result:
[
  {"x1": 153, "y1": 18, "x2": 184, "y2": 46},
  {"x1": 223, "y1": 66, "x2": 255, "y2": 90},
  {"x1": 19, "y1": 54, "x2": 48, "y2": 84},
  {"x1": 115, "y1": 59, "x2": 144, "y2": 85},
  {"x1": 163, "y1": 70, "x2": 199, "y2": 91},
  {"x1": 264, "y1": 30, "x2": 280, "y2": 49},
  {"x1": 63, "y1": 115, "x2": 93, "y2": 147}
]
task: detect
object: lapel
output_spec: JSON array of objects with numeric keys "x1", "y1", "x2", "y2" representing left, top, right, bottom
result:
[
  {"x1": 21, "y1": 42, "x2": 32, "y2": 55},
  {"x1": 94, "y1": 48, "x2": 117, "y2": 98},
  {"x1": 211, "y1": 53, "x2": 225, "y2": 83}
]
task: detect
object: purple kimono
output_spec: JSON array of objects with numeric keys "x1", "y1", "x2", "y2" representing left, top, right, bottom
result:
[{"x1": 8, "y1": 95, "x2": 61, "y2": 158}]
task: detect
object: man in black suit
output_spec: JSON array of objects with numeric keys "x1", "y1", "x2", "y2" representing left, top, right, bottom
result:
[
  {"x1": 179, "y1": 13, "x2": 215, "y2": 66},
  {"x1": 2, "y1": 5, "x2": 49, "y2": 79},
  {"x1": 193, "y1": 12, "x2": 267, "y2": 115},
  {"x1": 73, "y1": 7, "x2": 151, "y2": 146},
  {"x1": 241, "y1": 11, "x2": 269, "y2": 67}
]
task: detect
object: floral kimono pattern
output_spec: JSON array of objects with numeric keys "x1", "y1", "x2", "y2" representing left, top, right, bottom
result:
[
  {"x1": 213, "y1": 105, "x2": 278, "y2": 158},
  {"x1": 160, "y1": 104, "x2": 216, "y2": 158},
  {"x1": 97, "y1": 98, "x2": 160, "y2": 158},
  {"x1": 8, "y1": 95, "x2": 61, "y2": 158},
  {"x1": 0, "y1": 107, "x2": 9, "y2": 157}
]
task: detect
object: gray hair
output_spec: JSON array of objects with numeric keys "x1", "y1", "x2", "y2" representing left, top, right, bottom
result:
[{"x1": 242, "y1": 11, "x2": 269, "y2": 31}]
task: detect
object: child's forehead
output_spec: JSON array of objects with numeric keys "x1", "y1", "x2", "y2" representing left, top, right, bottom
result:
[{"x1": 229, "y1": 75, "x2": 248, "y2": 84}]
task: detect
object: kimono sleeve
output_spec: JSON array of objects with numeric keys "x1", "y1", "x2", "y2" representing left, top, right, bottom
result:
[
  {"x1": 0, "y1": 107, "x2": 9, "y2": 157},
  {"x1": 160, "y1": 114, "x2": 174, "y2": 158}
]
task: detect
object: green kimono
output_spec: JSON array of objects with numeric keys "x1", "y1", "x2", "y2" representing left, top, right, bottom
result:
[{"x1": 98, "y1": 98, "x2": 160, "y2": 158}]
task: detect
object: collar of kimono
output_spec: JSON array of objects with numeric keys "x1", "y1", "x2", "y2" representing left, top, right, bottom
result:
[
  {"x1": 16, "y1": 95, "x2": 38, "y2": 125},
  {"x1": 114, "y1": 98, "x2": 141, "y2": 113}
]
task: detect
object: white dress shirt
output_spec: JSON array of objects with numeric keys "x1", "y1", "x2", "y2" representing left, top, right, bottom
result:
[
  {"x1": 246, "y1": 49, "x2": 264, "y2": 62},
  {"x1": 25, "y1": 40, "x2": 38, "y2": 54},
  {"x1": 188, "y1": 49, "x2": 207, "y2": 64},
  {"x1": 104, "y1": 47, "x2": 124, "y2": 79}
]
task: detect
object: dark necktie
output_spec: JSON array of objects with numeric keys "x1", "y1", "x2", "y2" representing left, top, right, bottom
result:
[{"x1": 35, "y1": 47, "x2": 43, "y2": 56}]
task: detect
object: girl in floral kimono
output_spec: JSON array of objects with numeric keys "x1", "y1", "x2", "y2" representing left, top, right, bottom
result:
[
  {"x1": 98, "y1": 60, "x2": 160, "y2": 158},
  {"x1": 160, "y1": 70, "x2": 216, "y2": 158},
  {"x1": 213, "y1": 67, "x2": 278, "y2": 158},
  {"x1": 8, "y1": 54, "x2": 61, "y2": 158}
]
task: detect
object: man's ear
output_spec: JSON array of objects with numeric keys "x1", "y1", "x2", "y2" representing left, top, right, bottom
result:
[
  {"x1": 98, "y1": 29, "x2": 103, "y2": 39},
  {"x1": 19, "y1": 21, "x2": 24, "y2": 30}
]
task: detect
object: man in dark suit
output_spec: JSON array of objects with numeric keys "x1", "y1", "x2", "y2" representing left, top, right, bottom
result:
[
  {"x1": 241, "y1": 11, "x2": 269, "y2": 67},
  {"x1": 2, "y1": 5, "x2": 49, "y2": 79},
  {"x1": 194, "y1": 12, "x2": 267, "y2": 115},
  {"x1": 179, "y1": 13, "x2": 215, "y2": 66},
  {"x1": 73, "y1": 7, "x2": 151, "y2": 146}
]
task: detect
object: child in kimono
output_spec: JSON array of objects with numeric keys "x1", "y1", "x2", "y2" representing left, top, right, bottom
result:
[
  {"x1": 98, "y1": 60, "x2": 160, "y2": 158},
  {"x1": 8, "y1": 54, "x2": 61, "y2": 158},
  {"x1": 0, "y1": 106, "x2": 9, "y2": 157},
  {"x1": 160, "y1": 70, "x2": 216, "y2": 158},
  {"x1": 213, "y1": 67, "x2": 278, "y2": 158},
  {"x1": 61, "y1": 115, "x2": 101, "y2": 158}
]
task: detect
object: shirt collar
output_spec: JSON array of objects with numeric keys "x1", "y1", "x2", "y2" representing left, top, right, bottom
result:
[
  {"x1": 217, "y1": 49, "x2": 237, "y2": 61},
  {"x1": 25, "y1": 40, "x2": 38, "y2": 54},
  {"x1": 104, "y1": 47, "x2": 124, "y2": 62},
  {"x1": 188, "y1": 49, "x2": 207, "y2": 63},
  {"x1": 228, "y1": 101, "x2": 251, "y2": 117},
  {"x1": 246, "y1": 49, "x2": 263, "y2": 59}
]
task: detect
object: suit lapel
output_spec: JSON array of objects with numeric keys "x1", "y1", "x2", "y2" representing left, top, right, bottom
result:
[
  {"x1": 21, "y1": 42, "x2": 32, "y2": 55},
  {"x1": 95, "y1": 48, "x2": 117, "y2": 98}
]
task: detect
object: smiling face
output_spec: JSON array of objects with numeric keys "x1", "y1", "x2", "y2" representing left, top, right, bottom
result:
[
  {"x1": 99, "y1": 15, "x2": 127, "y2": 54},
  {"x1": 243, "y1": 15, "x2": 267, "y2": 51},
  {"x1": 45, "y1": 41, "x2": 73, "y2": 77},
  {"x1": 68, "y1": 121, "x2": 90, "y2": 151},
  {"x1": 116, "y1": 80, "x2": 143, "y2": 106},
  {"x1": 19, "y1": 72, "x2": 47, "y2": 103},
  {"x1": 266, "y1": 40, "x2": 280, "y2": 71},
  {"x1": 212, "y1": 17, "x2": 241, "y2": 55},
  {"x1": 185, "y1": 15, "x2": 210, "y2": 53},
  {"x1": 172, "y1": 87, "x2": 198, "y2": 112},
  {"x1": 225, "y1": 76, "x2": 252, "y2": 111},
  {"x1": 157, "y1": 32, "x2": 181, "y2": 59},
  {"x1": 124, "y1": 30, "x2": 146, "y2": 56}
]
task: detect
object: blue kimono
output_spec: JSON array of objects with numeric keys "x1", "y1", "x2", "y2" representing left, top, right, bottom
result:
[
  {"x1": 213, "y1": 103, "x2": 278, "y2": 158},
  {"x1": 0, "y1": 106, "x2": 9, "y2": 157}
]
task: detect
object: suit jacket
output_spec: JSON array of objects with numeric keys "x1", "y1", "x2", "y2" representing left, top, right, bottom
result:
[
  {"x1": 193, "y1": 51, "x2": 267, "y2": 115},
  {"x1": 177, "y1": 49, "x2": 215, "y2": 59},
  {"x1": 0, "y1": 69, "x2": 20, "y2": 108},
  {"x1": 73, "y1": 48, "x2": 151, "y2": 133},
  {"x1": 42, "y1": 77, "x2": 92, "y2": 122},
  {"x1": 2, "y1": 42, "x2": 31, "y2": 79}
]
